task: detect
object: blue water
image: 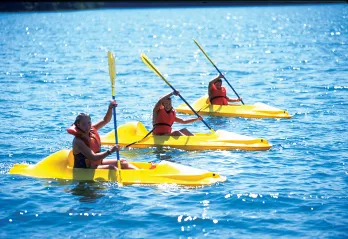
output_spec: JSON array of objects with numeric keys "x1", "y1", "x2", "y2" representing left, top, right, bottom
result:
[{"x1": 1, "y1": 4, "x2": 347, "y2": 238}]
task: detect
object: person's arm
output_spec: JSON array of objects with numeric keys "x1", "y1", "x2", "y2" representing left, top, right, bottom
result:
[
  {"x1": 93, "y1": 100, "x2": 117, "y2": 130},
  {"x1": 226, "y1": 97, "x2": 242, "y2": 103},
  {"x1": 153, "y1": 91, "x2": 179, "y2": 112},
  {"x1": 208, "y1": 73, "x2": 224, "y2": 96},
  {"x1": 174, "y1": 116, "x2": 202, "y2": 124},
  {"x1": 153, "y1": 92, "x2": 173, "y2": 125},
  {"x1": 74, "y1": 138, "x2": 119, "y2": 161}
]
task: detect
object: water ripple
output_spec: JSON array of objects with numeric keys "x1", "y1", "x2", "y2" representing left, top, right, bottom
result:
[{"x1": 1, "y1": 4, "x2": 348, "y2": 238}]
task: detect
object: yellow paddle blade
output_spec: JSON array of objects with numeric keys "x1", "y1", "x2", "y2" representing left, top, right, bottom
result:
[
  {"x1": 107, "y1": 51, "x2": 116, "y2": 96},
  {"x1": 140, "y1": 53, "x2": 172, "y2": 87},
  {"x1": 193, "y1": 39, "x2": 216, "y2": 66},
  {"x1": 193, "y1": 39, "x2": 203, "y2": 50}
]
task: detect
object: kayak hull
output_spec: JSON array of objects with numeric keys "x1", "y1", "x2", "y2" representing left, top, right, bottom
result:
[
  {"x1": 9, "y1": 150, "x2": 226, "y2": 186},
  {"x1": 100, "y1": 121, "x2": 272, "y2": 151},
  {"x1": 175, "y1": 95, "x2": 292, "y2": 119}
]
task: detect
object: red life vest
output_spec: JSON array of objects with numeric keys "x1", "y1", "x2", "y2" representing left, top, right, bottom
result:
[
  {"x1": 153, "y1": 106, "x2": 176, "y2": 135},
  {"x1": 210, "y1": 83, "x2": 228, "y2": 105},
  {"x1": 67, "y1": 125, "x2": 101, "y2": 153}
]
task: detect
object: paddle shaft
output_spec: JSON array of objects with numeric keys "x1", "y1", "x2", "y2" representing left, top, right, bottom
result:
[
  {"x1": 112, "y1": 95, "x2": 120, "y2": 161},
  {"x1": 194, "y1": 40, "x2": 245, "y2": 105},
  {"x1": 108, "y1": 51, "x2": 122, "y2": 184},
  {"x1": 141, "y1": 54, "x2": 215, "y2": 133},
  {"x1": 125, "y1": 128, "x2": 154, "y2": 148},
  {"x1": 167, "y1": 82, "x2": 214, "y2": 133}
]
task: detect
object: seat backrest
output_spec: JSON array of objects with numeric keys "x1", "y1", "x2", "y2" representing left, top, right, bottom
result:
[
  {"x1": 136, "y1": 121, "x2": 149, "y2": 135},
  {"x1": 192, "y1": 94, "x2": 210, "y2": 108},
  {"x1": 67, "y1": 150, "x2": 74, "y2": 168}
]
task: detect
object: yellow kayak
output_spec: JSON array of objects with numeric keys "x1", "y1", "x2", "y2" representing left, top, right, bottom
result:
[
  {"x1": 9, "y1": 149, "x2": 226, "y2": 186},
  {"x1": 100, "y1": 121, "x2": 272, "y2": 151},
  {"x1": 175, "y1": 95, "x2": 292, "y2": 119}
]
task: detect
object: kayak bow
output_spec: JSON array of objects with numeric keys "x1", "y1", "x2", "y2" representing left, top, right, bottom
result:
[
  {"x1": 9, "y1": 150, "x2": 226, "y2": 186},
  {"x1": 176, "y1": 95, "x2": 292, "y2": 119},
  {"x1": 101, "y1": 121, "x2": 272, "y2": 151}
]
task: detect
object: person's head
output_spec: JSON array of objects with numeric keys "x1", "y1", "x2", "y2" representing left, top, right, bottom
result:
[
  {"x1": 74, "y1": 113, "x2": 91, "y2": 133},
  {"x1": 214, "y1": 79, "x2": 223, "y2": 89},
  {"x1": 162, "y1": 96, "x2": 172, "y2": 110}
]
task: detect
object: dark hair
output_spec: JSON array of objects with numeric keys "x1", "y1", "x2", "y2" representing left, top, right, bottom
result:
[
  {"x1": 74, "y1": 113, "x2": 91, "y2": 125},
  {"x1": 215, "y1": 79, "x2": 222, "y2": 83}
]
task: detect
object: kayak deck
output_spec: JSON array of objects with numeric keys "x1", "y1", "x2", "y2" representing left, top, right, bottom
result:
[
  {"x1": 100, "y1": 121, "x2": 272, "y2": 151},
  {"x1": 9, "y1": 150, "x2": 226, "y2": 186},
  {"x1": 175, "y1": 95, "x2": 292, "y2": 119}
]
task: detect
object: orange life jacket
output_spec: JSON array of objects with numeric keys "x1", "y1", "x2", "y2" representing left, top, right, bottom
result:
[
  {"x1": 210, "y1": 83, "x2": 228, "y2": 105},
  {"x1": 153, "y1": 106, "x2": 176, "y2": 135},
  {"x1": 67, "y1": 125, "x2": 101, "y2": 153}
]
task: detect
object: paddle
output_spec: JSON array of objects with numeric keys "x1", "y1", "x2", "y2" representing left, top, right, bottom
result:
[
  {"x1": 125, "y1": 129, "x2": 154, "y2": 148},
  {"x1": 140, "y1": 53, "x2": 215, "y2": 134},
  {"x1": 107, "y1": 51, "x2": 122, "y2": 183},
  {"x1": 193, "y1": 39, "x2": 245, "y2": 105}
]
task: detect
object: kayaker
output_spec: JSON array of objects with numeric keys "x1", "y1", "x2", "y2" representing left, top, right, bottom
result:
[
  {"x1": 67, "y1": 100, "x2": 138, "y2": 170},
  {"x1": 208, "y1": 73, "x2": 242, "y2": 105},
  {"x1": 152, "y1": 91, "x2": 202, "y2": 136}
]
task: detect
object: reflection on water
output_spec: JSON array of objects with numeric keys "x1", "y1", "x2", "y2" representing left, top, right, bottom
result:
[
  {"x1": 119, "y1": 146, "x2": 176, "y2": 163},
  {"x1": 41, "y1": 179, "x2": 109, "y2": 202},
  {"x1": 151, "y1": 147, "x2": 176, "y2": 162},
  {"x1": 65, "y1": 182, "x2": 107, "y2": 203}
]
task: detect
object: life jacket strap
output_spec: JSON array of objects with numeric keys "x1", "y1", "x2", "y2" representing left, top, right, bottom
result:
[
  {"x1": 210, "y1": 95, "x2": 227, "y2": 102},
  {"x1": 153, "y1": 122, "x2": 173, "y2": 127}
]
